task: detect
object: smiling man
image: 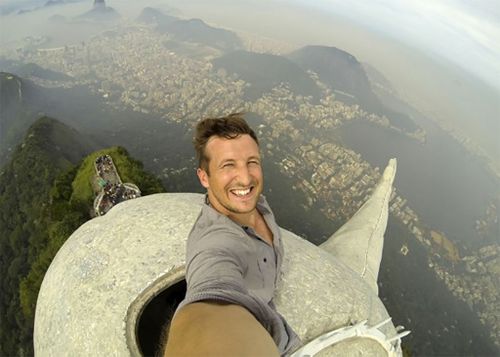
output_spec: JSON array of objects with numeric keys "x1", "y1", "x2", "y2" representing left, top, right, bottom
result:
[{"x1": 164, "y1": 113, "x2": 300, "y2": 356}]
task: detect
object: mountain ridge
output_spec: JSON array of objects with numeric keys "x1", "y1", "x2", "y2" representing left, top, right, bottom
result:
[
  {"x1": 287, "y1": 45, "x2": 418, "y2": 132},
  {"x1": 0, "y1": 72, "x2": 42, "y2": 165},
  {"x1": 138, "y1": 7, "x2": 242, "y2": 52},
  {"x1": 0, "y1": 116, "x2": 95, "y2": 356}
]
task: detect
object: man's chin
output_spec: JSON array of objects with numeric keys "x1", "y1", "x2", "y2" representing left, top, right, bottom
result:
[
  {"x1": 227, "y1": 202, "x2": 257, "y2": 214},
  {"x1": 226, "y1": 196, "x2": 259, "y2": 214}
]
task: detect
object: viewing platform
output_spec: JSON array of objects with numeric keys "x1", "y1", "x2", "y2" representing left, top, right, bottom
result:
[{"x1": 92, "y1": 154, "x2": 141, "y2": 216}]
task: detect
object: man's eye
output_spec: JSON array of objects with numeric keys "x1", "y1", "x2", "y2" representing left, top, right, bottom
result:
[
  {"x1": 249, "y1": 161, "x2": 260, "y2": 165},
  {"x1": 222, "y1": 163, "x2": 234, "y2": 168}
]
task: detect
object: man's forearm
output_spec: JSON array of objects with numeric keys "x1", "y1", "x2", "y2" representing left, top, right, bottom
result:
[{"x1": 164, "y1": 301, "x2": 279, "y2": 356}]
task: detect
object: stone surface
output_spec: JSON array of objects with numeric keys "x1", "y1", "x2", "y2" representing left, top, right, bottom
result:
[
  {"x1": 35, "y1": 189, "x2": 398, "y2": 356},
  {"x1": 321, "y1": 158, "x2": 397, "y2": 294},
  {"x1": 34, "y1": 193, "x2": 200, "y2": 356}
]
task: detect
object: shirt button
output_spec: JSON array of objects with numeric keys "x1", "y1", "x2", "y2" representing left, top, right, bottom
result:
[{"x1": 263, "y1": 258, "x2": 267, "y2": 263}]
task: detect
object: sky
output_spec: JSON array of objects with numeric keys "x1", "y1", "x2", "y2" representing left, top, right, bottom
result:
[{"x1": 290, "y1": 0, "x2": 500, "y2": 91}]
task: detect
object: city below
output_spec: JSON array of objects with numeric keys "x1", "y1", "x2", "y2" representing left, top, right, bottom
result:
[{"x1": 2, "y1": 18, "x2": 498, "y2": 347}]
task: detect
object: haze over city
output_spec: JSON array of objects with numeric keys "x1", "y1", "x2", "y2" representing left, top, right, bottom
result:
[
  {"x1": 1, "y1": 0, "x2": 498, "y2": 166},
  {"x1": 0, "y1": 0, "x2": 499, "y2": 356}
]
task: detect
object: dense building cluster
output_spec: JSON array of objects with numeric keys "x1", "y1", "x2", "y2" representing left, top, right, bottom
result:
[{"x1": 436, "y1": 244, "x2": 500, "y2": 343}]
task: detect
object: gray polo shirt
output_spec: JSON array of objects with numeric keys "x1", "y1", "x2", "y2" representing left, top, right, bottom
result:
[{"x1": 176, "y1": 195, "x2": 301, "y2": 355}]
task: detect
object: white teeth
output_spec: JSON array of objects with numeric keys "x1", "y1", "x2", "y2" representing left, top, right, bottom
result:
[{"x1": 232, "y1": 188, "x2": 251, "y2": 196}]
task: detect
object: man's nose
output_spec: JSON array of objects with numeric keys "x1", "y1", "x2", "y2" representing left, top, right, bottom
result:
[{"x1": 236, "y1": 165, "x2": 252, "y2": 185}]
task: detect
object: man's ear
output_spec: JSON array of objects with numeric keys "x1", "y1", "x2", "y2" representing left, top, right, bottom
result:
[{"x1": 197, "y1": 168, "x2": 210, "y2": 189}]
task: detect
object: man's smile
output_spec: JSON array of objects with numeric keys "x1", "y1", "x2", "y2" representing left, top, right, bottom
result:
[{"x1": 229, "y1": 186, "x2": 254, "y2": 198}]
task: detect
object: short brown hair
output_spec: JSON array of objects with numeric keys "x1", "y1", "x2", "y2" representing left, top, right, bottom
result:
[{"x1": 194, "y1": 113, "x2": 259, "y2": 173}]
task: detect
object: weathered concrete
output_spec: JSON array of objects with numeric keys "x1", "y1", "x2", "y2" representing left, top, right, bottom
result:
[
  {"x1": 34, "y1": 161, "x2": 400, "y2": 356},
  {"x1": 321, "y1": 158, "x2": 397, "y2": 294}
]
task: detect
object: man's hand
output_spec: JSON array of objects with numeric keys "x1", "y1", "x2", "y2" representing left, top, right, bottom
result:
[{"x1": 164, "y1": 301, "x2": 279, "y2": 356}]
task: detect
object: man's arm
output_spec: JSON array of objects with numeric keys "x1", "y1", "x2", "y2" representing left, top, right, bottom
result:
[
  {"x1": 164, "y1": 301, "x2": 279, "y2": 356},
  {"x1": 165, "y1": 231, "x2": 284, "y2": 354}
]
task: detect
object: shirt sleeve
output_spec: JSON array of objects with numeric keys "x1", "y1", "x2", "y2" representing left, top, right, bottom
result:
[
  {"x1": 185, "y1": 245, "x2": 250, "y2": 302},
  {"x1": 177, "y1": 230, "x2": 272, "y2": 331},
  {"x1": 179, "y1": 229, "x2": 269, "y2": 320},
  {"x1": 176, "y1": 227, "x2": 301, "y2": 356}
]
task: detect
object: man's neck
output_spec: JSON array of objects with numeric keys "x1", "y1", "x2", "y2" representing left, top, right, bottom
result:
[
  {"x1": 228, "y1": 210, "x2": 259, "y2": 230},
  {"x1": 206, "y1": 194, "x2": 273, "y2": 245},
  {"x1": 227, "y1": 205, "x2": 274, "y2": 246},
  {"x1": 206, "y1": 193, "x2": 260, "y2": 228}
]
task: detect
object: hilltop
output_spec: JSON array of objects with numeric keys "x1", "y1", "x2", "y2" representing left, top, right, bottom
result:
[
  {"x1": 287, "y1": 46, "x2": 417, "y2": 132},
  {"x1": 288, "y1": 45, "x2": 373, "y2": 102},
  {"x1": 137, "y1": 7, "x2": 179, "y2": 25},
  {"x1": 0, "y1": 72, "x2": 41, "y2": 165},
  {"x1": 212, "y1": 50, "x2": 321, "y2": 101},
  {"x1": 138, "y1": 7, "x2": 242, "y2": 52},
  {"x1": 71, "y1": 146, "x2": 165, "y2": 208},
  {"x1": 159, "y1": 18, "x2": 242, "y2": 52},
  {"x1": 76, "y1": 0, "x2": 120, "y2": 22},
  {"x1": 0, "y1": 71, "x2": 73, "y2": 165},
  {"x1": 0, "y1": 117, "x2": 94, "y2": 356}
]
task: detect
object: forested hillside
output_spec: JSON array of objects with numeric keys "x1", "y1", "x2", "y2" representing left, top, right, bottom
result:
[
  {"x1": 0, "y1": 118, "x2": 164, "y2": 356},
  {"x1": 0, "y1": 117, "x2": 93, "y2": 355},
  {"x1": 0, "y1": 72, "x2": 40, "y2": 166}
]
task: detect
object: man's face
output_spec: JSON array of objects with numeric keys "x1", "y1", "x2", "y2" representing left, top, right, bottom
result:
[{"x1": 197, "y1": 134, "x2": 263, "y2": 218}]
